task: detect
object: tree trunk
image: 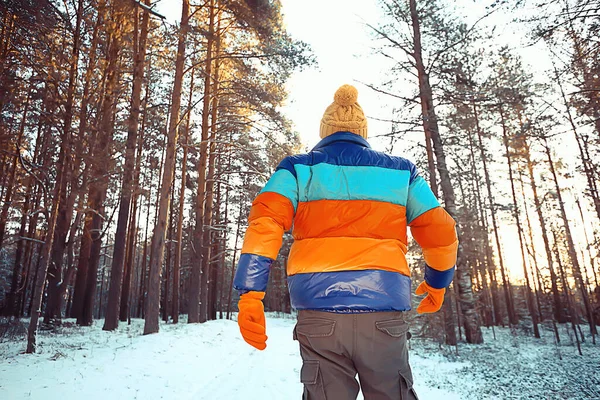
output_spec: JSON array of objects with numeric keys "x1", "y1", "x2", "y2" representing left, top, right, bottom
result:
[
  {"x1": 26, "y1": 169, "x2": 64, "y2": 353},
  {"x1": 467, "y1": 121, "x2": 499, "y2": 327},
  {"x1": 4, "y1": 175, "x2": 32, "y2": 317},
  {"x1": 408, "y1": 0, "x2": 458, "y2": 344},
  {"x1": 552, "y1": 229, "x2": 582, "y2": 355},
  {"x1": 163, "y1": 181, "x2": 176, "y2": 322},
  {"x1": 43, "y1": 0, "x2": 86, "y2": 324},
  {"x1": 473, "y1": 102, "x2": 516, "y2": 326},
  {"x1": 69, "y1": 7, "x2": 101, "y2": 320},
  {"x1": 200, "y1": 12, "x2": 221, "y2": 323},
  {"x1": 172, "y1": 66, "x2": 195, "y2": 325},
  {"x1": 499, "y1": 106, "x2": 540, "y2": 338},
  {"x1": 218, "y1": 149, "x2": 231, "y2": 320},
  {"x1": 575, "y1": 198, "x2": 599, "y2": 292},
  {"x1": 0, "y1": 93, "x2": 28, "y2": 247},
  {"x1": 25, "y1": 40, "x2": 76, "y2": 350},
  {"x1": 542, "y1": 135, "x2": 596, "y2": 339},
  {"x1": 226, "y1": 203, "x2": 244, "y2": 320},
  {"x1": 190, "y1": 0, "x2": 215, "y2": 324},
  {"x1": 144, "y1": 0, "x2": 190, "y2": 335},
  {"x1": 518, "y1": 168, "x2": 545, "y2": 322},
  {"x1": 81, "y1": 4, "x2": 124, "y2": 326},
  {"x1": 553, "y1": 65, "x2": 600, "y2": 221},
  {"x1": 104, "y1": 0, "x2": 149, "y2": 331},
  {"x1": 521, "y1": 136, "x2": 564, "y2": 323},
  {"x1": 137, "y1": 153, "x2": 155, "y2": 318}
]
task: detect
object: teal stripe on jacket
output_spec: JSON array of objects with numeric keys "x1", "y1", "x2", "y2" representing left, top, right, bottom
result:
[
  {"x1": 259, "y1": 169, "x2": 299, "y2": 210},
  {"x1": 406, "y1": 176, "x2": 440, "y2": 223},
  {"x1": 294, "y1": 164, "x2": 411, "y2": 206}
]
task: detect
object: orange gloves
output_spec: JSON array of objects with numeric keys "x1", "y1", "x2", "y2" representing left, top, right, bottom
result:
[
  {"x1": 415, "y1": 282, "x2": 445, "y2": 314},
  {"x1": 237, "y1": 291, "x2": 268, "y2": 350}
]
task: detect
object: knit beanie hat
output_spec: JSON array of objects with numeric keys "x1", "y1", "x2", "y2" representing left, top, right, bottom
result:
[{"x1": 320, "y1": 84, "x2": 368, "y2": 139}]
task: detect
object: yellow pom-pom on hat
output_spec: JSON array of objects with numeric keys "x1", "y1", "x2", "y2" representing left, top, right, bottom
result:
[
  {"x1": 320, "y1": 84, "x2": 368, "y2": 139},
  {"x1": 334, "y1": 84, "x2": 358, "y2": 106}
]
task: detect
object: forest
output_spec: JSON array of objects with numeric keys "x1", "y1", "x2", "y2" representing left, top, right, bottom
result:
[{"x1": 0, "y1": 0, "x2": 599, "y2": 397}]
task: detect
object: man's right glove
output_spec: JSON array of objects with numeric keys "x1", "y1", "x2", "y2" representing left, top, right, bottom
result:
[
  {"x1": 415, "y1": 281, "x2": 445, "y2": 314},
  {"x1": 237, "y1": 291, "x2": 268, "y2": 350}
]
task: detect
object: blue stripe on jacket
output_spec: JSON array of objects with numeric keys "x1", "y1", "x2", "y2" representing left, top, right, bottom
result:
[
  {"x1": 259, "y1": 168, "x2": 299, "y2": 210},
  {"x1": 424, "y1": 265, "x2": 455, "y2": 289},
  {"x1": 288, "y1": 270, "x2": 412, "y2": 312},
  {"x1": 276, "y1": 132, "x2": 419, "y2": 185},
  {"x1": 294, "y1": 164, "x2": 411, "y2": 205},
  {"x1": 406, "y1": 176, "x2": 441, "y2": 223},
  {"x1": 233, "y1": 253, "x2": 273, "y2": 293}
]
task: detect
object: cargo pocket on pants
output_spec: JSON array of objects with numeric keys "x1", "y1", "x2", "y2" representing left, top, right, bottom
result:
[
  {"x1": 301, "y1": 360, "x2": 327, "y2": 400},
  {"x1": 375, "y1": 318, "x2": 409, "y2": 338},
  {"x1": 399, "y1": 371, "x2": 419, "y2": 400}
]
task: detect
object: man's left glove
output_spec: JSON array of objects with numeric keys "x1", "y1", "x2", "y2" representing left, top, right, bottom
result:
[
  {"x1": 415, "y1": 281, "x2": 445, "y2": 314},
  {"x1": 237, "y1": 291, "x2": 267, "y2": 350}
]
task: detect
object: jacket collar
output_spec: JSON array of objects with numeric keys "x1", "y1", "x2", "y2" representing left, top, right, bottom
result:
[{"x1": 312, "y1": 131, "x2": 371, "y2": 151}]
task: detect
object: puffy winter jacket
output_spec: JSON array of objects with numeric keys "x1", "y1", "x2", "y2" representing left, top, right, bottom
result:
[{"x1": 233, "y1": 131, "x2": 458, "y2": 312}]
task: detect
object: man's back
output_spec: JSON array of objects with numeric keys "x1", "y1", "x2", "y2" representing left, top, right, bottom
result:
[
  {"x1": 239, "y1": 130, "x2": 457, "y2": 313},
  {"x1": 233, "y1": 84, "x2": 458, "y2": 399}
]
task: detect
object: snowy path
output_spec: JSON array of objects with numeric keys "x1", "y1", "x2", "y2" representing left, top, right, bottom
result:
[
  {"x1": 3, "y1": 315, "x2": 598, "y2": 399},
  {"x1": 1, "y1": 315, "x2": 464, "y2": 400}
]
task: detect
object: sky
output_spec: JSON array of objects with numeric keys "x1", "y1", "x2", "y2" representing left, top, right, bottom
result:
[{"x1": 154, "y1": 0, "x2": 596, "y2": 283}]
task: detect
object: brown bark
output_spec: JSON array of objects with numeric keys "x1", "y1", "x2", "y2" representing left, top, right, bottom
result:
[
  {"x1": 552, "y1": 229, "x2": 582, "y2": 355},
  {"x1": 162, "y1": 181, "x2": 176, "y2": 322},
  {"x1": 209, "y1": 177, "x2": 222, "y2": 320},
  {"x1": 521, "y1": 135, "x2": 564, "y2": 323},
  {"x1": 190, "y1": 0, "x2": 215, "y2": 324},
  {"x1": 104, "y1": 0, "x2": 149, "y2": 331},
  {"x1": 19, "y1": 68, "x2": 55, "y2": 318},
  {"x1": 73, "y1": 211, "x2": 93, "y2": 321},
  {"x1": 69, "y1": 7, "x2": 101, "y2": 320},
  {"x1": 4, "y1": 174, "x2": 32, "y2": 317},
  {"x1": 54, "y1": 206, "x2": 84, "y2": 316},
  {"x1": 44, "y1": 0, "x2": 88, "y2": 323},
  {"x1": 121, "y1": 145, "x2": 142, "y2": 323},
  {"x1": 408, "y1": 0, "x2": 437, "y2": 196},
  {"x1": 144, "y1": 0, "x2": 190, "y2": 335},
  {"x1": 408, "y1": 0, "x2": 457, "y2": 345},
  {"x1": 226, "y1": 203, "x2": 244, "y2": 320},
  {"x1": 25, "y1": 36, "x2": 76, "y2": 350},
  {"x1": 26, "y1": 165, "x2": 64, "y2": 352},
  {"x1": 81, "y1": 2, "x2": 125, "y2": 326},
  {"x1": 466, "y1": 121, "x2": 499, "y2": 327},
  {"x1": 553, "y1": 65, "x2": 600, "y2": 221},
  {"x1": 542, "y1": 135, "x2": 596, "y2": 338},
  {"x1": 200, "y1": 11, "x2": 222, "y2": 323},
  {"x1": 575, "y1": 198, "x2": 599, "y2": 291},
  {"x1": 0, "y1": 92, "x2": 28, "y2": 247},
  {"x1": 172, "y1": 66, "x2": 195, "y2": 324},
  {"x1": 517, "y1": 169, "x2": 545, "y2": 322},
  {"x1": 121, "y1": 196, "x2": 137, "y2": 321},
  {"x1": 499, "y1": 106, "x2": 540, "y2": 338},
  {"x1": 137, "y1": 146, "x2": 158, "y2": 318},
  {"x1": 473, "y1": 102, "x2": 516, "y2": 326},
  {"x1": 218, "y1": 152, "x2": 231, "y2": 320}
]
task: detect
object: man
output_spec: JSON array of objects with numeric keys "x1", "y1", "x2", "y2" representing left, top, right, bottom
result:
[{"x1": 233, "y1": 84, "x2": 458, "y2": 400}]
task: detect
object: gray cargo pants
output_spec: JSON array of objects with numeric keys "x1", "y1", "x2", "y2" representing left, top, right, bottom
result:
[{"x1": 294, "y1": 310, "x2": 418, "y2": 400}]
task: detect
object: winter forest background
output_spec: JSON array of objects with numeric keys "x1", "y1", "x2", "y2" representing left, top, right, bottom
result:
[{"x1": 0, "y1": 0, "x2": 599, "y2": 398}]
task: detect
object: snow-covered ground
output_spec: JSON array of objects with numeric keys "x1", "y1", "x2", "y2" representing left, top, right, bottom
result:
[{"x1": 0, "y1": 315, "x2": 598, "y2": 399}]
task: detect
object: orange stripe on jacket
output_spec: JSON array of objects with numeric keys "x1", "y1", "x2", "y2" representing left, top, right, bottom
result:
[
  {"x1": 241, "y1": 192, "x2": 294, "y2": 259},
  {"x1": 287, "y1": 237, "x2": 410, "y2": 277},
  {"x1": 409, "y1": 206, "x2": 457, "y2": 271},
  {"x1": 293, "y1": 199, "x2": 407, "y2": 242}
]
